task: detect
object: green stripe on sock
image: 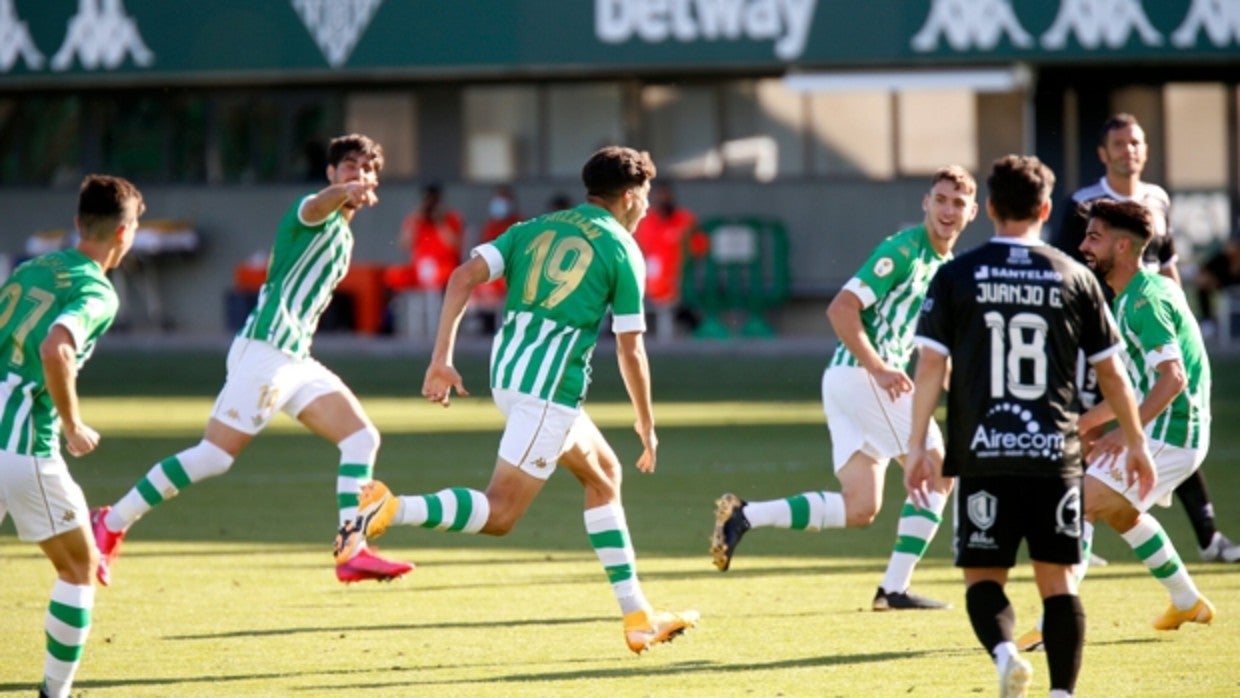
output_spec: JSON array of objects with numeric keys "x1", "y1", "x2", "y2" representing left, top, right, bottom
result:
[
  {"x1": 448, "y1": 488, "x2": 474, "y2": 531},
  {"x1": 162, "y1": 457, "x2": 192, "y2": 490},
  {"x1": 338, "y1": 463, "x2": 372, "y2": 479},
  {"x1": 900, "y1": 502, "x2": 941, "y2": 523},
  {"x1": 604, "y1": 563, "x2": 633, "y2": 584},
  {"x1": 589, "y1": 530, "x2": 626, "y2": 550},
  {"x1": 45, "y1": 634, "x2": 84, "y2": 662},
  {"x1": 1134, "y1": 535, "x2": 1164, "y2": 560},
  {"x1": 337, "y1": 493, "x2": 359, "y2": 509},
  {"x1": 421, "y1": 495, "x2": 444, "y2": 529},
  {"x1": 136, "y1": 479, "x2": 163, "y2": 507},
  {"x1": 893, "y1": 535, "x2": 928, "y2": 556},
  {"x1": 1149, "y1": 559, "x2": 1180, "y2": 579},
  {"x1": 788, "y1": 495, "x2": 810, "y2": 530},
  {"x1": 48, "y1": 601, "x2": 89, "y2": 629}
]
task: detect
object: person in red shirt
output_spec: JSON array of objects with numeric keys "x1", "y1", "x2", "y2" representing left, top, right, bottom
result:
[
  {"x1": 385, "y1": 183, "x2": 465, "y2": 291},
  {"x1": 470, "y1": 185, "x2": 522, "y2": 332},
  {"x1": 633, "y1": 182, "x2": 704, "y2": 334}
]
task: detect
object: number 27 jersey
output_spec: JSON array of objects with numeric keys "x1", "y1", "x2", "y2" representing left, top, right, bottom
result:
[{"x1": 915, "y1": 239, "x2": 1121, "y2": 478}]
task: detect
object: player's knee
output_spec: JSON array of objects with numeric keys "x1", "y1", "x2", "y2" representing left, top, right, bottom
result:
[
  {"x1": 188, "y1": 439, "x2": 236, "y2": 480},
  {"x1": 481, "y1": 510, "x2": 520, "y2": 536},
  {"x1": 338, "y1": 424, "x2": 380, "y2": 458},
  {"x1": 845, "y1": 508, "x2": 879, "y2": 527}
]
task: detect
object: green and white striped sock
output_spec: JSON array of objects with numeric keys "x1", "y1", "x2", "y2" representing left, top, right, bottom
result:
[
  {"x1": 1122, "y1": 513, "x2": 1201, "y2": 609},
  {"x1": 880, "y1": 491, "x2": 946, "y2": 593},
  {"x1": 107, "y1": 440, "x2": 233, "y2": 531},
  {"x1": 396, "y1": 488, "x2": 489, "y2": 533},
  {"x1": 42, "y1": 580, "x2": 93, "y2": 698},
  {"x1": 586, "y1": 503, "x2": 649, "y2": 615}
]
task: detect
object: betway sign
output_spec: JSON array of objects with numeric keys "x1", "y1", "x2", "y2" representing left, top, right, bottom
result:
[{"x1": 1, "y1": 0, "x2": 1237, "y2": 83}]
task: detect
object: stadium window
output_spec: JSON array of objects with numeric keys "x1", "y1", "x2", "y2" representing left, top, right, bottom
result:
[
  {"x1": 723, "y1": 79, "x2": 806, "y2": 180},
  {"x1": 547, "y1": 83, "x2": 623, "y2": 178},
  {"x1": 0, "y1": 95, "x2": 81, "y2": 186},
  {"x1": 807, "y1": 90, "x2": 895, "y2": 179},
  {"x1": 642, "y1": 83, "x2": 719, "y2": 178},
  {"x1": 896, "y1": 88, "x2": 977, "y2": 175},
  {"x1": 345, "y1": 92, "x2": 416, "y2": 181},
  {"x1": 463, "y1": 86, "x2": 539, "y2": 182},
  {"x1": 1164, "y1": 82, "x2": 1228, "y2": 190}
]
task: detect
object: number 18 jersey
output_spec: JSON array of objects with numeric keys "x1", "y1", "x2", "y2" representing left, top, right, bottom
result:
[
  {"x1": 915, "y1": 239, "x2": 1121, "y2": 479},
  {"x1": 473, "y1": 204, "x2": 646, "y2": 408}
]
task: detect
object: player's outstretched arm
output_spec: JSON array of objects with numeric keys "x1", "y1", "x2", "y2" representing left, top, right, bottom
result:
[{"x1": 422, "y1": 257, "x2": 488, "y2": 407}]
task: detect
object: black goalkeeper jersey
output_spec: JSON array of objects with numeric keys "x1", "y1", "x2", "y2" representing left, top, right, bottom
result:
[{"x1": 915, "y1": 238, "x2": 1122, "y2": 479}]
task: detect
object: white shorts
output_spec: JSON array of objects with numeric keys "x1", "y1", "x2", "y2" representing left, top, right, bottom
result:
[
  {"x1": 0, "y1": 450, "x2": 89, "y2": 543},
  {"x1": 493, "y1": 388, "x2": 583, "y2": 481},
  {"x1": 821, "y1": 365, "x2": 943, "y2": 472},
  {"x1": 1086, "y1": 437, "x2": 1207, "y2": 510},
  {"x1": 210, "y1": 338, "x2": 348, "y2": 435}
]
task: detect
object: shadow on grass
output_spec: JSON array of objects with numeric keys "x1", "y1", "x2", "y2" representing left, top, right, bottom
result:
[{"x1": 165, "y1": 614, "x2": 614, "y2": 640}]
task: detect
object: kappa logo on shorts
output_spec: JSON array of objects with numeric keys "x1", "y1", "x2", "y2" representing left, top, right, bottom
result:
[
  {"x1": 1055, "y1": 485, "x2": 1082, "y2": 538},
  {"x1": 966, "y1": 490, "x2": 999, "y2": 549},
  {"x1": 61, "y1": 509, "x2": 76, "y2": 523},
  {"x1": 533, "y1": 457, "x2": 549, "y2": 469}
]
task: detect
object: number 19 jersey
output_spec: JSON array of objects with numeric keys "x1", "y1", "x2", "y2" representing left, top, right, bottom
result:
[
  {"x1": 474, "y1": 204, "x2": 646, "y2": 408},
  {"x1": 0, "y1": 249, "x2": 118, "y2": 456},
  {"x1": 916, "y1": 239, "x2": 1121, "y2": 479}
]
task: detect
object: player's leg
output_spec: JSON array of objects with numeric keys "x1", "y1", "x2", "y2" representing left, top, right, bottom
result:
[
  {"x1": 2, "y1": 452, "x2": 98, "y2": 698},
  {"x1": 559, "y1": 413, "x2": 697, "y2": 654},
  {"x1": 1084, "y1": 473, "x2": 1213, "y2": 630},
  {"x1": 1175, "y1": 469, "x2": 1240, "y2": 561}
]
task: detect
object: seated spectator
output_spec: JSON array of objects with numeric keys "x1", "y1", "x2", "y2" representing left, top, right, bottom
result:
[{"x1": 384, "y1": 183, "x2": 464, "y2": 292}]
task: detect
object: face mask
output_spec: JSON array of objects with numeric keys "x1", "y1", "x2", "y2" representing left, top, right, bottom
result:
[{"x1": 489, "y1": 197, "x2": 512, "y2": 219}]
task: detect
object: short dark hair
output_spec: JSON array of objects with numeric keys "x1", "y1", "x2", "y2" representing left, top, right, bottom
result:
[
  {"x1": 582, "y1": 146, "x2": 656, "y2": 198},
  {"x1": 327, "y1": 133, "x2": 384, "y2": 172},
  {"x1": 1099, "y1": 113, "x2": 1140, "y2": 145},
  {"x1": 987, "y1": 155, "x2": 1055, "y2": 223},
  {"x1": 930, "y1": 165, "x2": 977, "y2": 197},
  {"x1": 77, "y1": 174, "x2": 144, "y2": 240},
  {"x1": 1088, "y1": 198, "x2": 1154, "y2": 245}
]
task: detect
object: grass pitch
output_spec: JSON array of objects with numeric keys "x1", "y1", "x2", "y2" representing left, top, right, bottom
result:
[{"x1": 2, "y1": 347, "x2": 1239, "y2": 696}]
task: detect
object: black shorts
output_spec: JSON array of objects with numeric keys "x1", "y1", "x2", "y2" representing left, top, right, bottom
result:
[{"x1": 954, "y1": 475, "x2": 1083, "y2": 568}]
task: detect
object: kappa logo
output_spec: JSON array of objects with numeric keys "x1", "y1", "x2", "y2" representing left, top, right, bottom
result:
[
  {"x1": 913, "y1": 0, "x2": 1239, "y2": 52},
  {"x1": 51, "y1": 0, "x2": 153, "y2": 71},
  {"x1": 292, "y1": 0, "x2": 384, "y2": 68},
  {"x1": 0, "y1": 0, "x2": 43, "y2": 71}
]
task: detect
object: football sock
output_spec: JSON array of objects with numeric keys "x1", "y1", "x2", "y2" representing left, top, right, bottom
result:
[
  {"x1": 336, "y1": 427, "x2": 379, "y2": 528},
  {"x1": 1121, "y1": 513, "x2": 1201, "y2": 609},
  {"x1": 880, "y1": 491, "x2": 946, "y2": 593},
  {"x1": 106, "y1": 440, "x2": 234, "y2": 531},
  {"x1": 1042, "y1": 594, "x2": 1084, "y2": 694},
  {"x1": 966, "y1": 580, "x2": 1014, "y2": 653},
  {"x1": 746, "y1": 491, "x2": 845, "y2": 530},
  {"x1": 395, "y1": 488, "x2": 488, "y2": 533},
  {"x1": 585, "y1": 503, "x2": 650, "y2": 615},
  {"x1": 42, "y1": 580, "x2": 93, "y2": 698},
  {"x1": 1173, "y1": 470, "x2": 1217, "y2": 549}
]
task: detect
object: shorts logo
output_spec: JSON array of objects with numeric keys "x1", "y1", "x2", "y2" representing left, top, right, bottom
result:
[
  {"x1": 533, "y1": 457, "x2": 549, "y2": 469},
  {"x1": 61, "y1": 510, "x2": 76, "y2": 523},
  {"x1": 1055, "y1": 485, "x2": 1082, "y2": 538},
  {"x1": 966, "y1": 490, "x2": 998, "y2": 550}
]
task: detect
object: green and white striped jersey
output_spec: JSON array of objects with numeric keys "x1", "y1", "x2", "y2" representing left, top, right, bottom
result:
[
  {"x1": 0, "y1": 249, "x2": 118, "y2": 456},
  {"x1": 476, "y1": 204, "x2": 646, "y2": 408},
  {"x1": 830, "y1": 225, "x2": 949, "y2": 371},
  {"x1": 240, "y1": 196, "x2": 352, "y2": 359},
  {"x1": 1113, "y1": 269, "x2": 1211, "y2": 448}
]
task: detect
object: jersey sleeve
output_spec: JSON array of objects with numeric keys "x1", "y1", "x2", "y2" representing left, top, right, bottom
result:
[
  {"x1": 610, "y1": 236, "x2": 647, "y2": 334},
  {"x1": 848, "y1": 235, "x2": 913, "y2": 308},
  {"x1": 913, "y1": 265, "x2": 952, "y2": 358},
  {"x1": 1129, "y1": 291, "x2": 1182, "y2": 367},
  {"x1": 52, "y1": 281, "x2": 118, "y2": 352}
]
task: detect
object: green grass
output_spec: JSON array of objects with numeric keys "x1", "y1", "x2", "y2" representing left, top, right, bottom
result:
[{"x1": 2, "y1": 347, "x2": 1239, "y2": 696}]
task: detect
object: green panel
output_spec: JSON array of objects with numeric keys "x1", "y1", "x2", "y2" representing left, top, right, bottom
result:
[{"x1": 1, "y1": 1, "x2": 1234, "y2": 86}]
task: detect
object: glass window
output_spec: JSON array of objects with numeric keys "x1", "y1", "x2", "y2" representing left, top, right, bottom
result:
[
  {"x1": 808, "y1": 91, "x2": 894, "y2": 179},
  {"x1": 0, "y1": 95, "x2": 81, "y2": 186},
  {"x1": 897, "y1": 89, "x2": 976, "y2": 175},
  {"x1": 346, "y1": 92, "x2": 416, "y2": 181},
  {"x1": 547, "y1": 83, "x2": 623, "y2": 178},
  {"x1": 643, "y1": 84, "x2": 719, "y2": 178},
  {"x1": 1165, "y1": 83, "x2": 1228, "y2": 189},
  {"x1": 723, "y1": 79, "x2": 805, "y2": 180},
  {"x1": 463, "y1": 86, "x2": 538, "y2": 182}
]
